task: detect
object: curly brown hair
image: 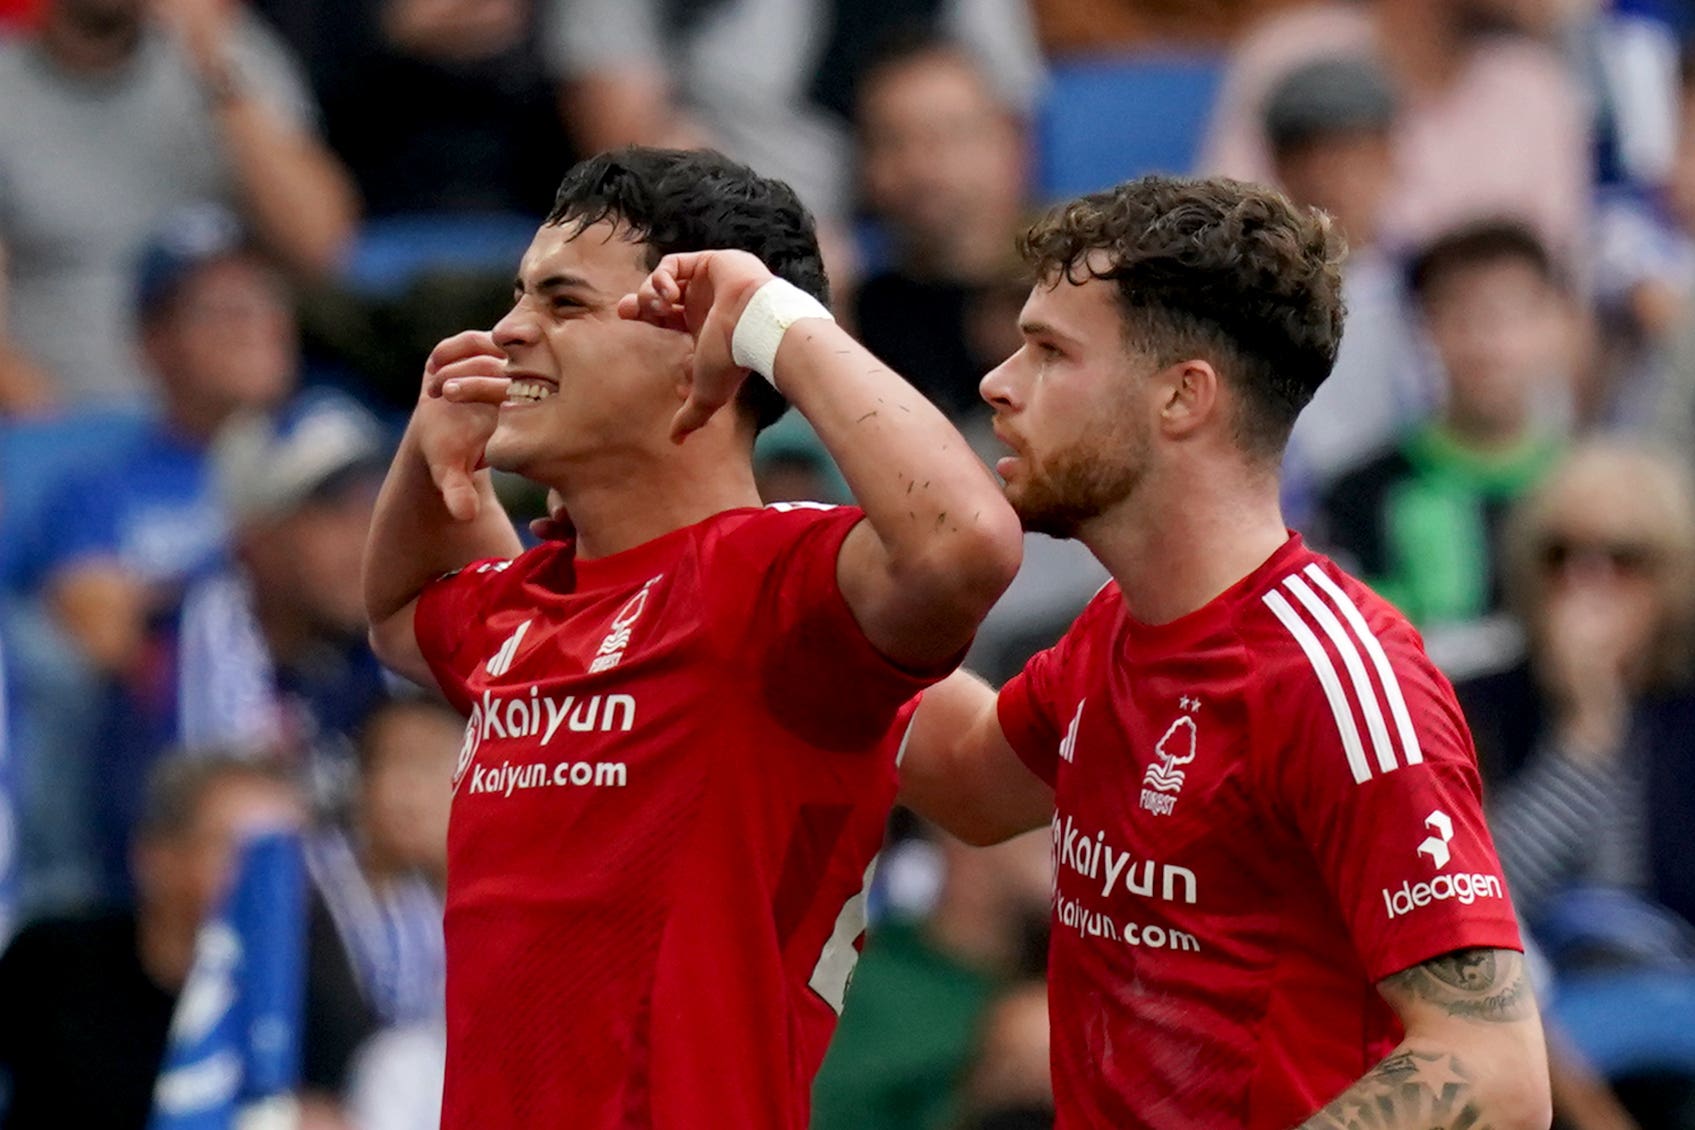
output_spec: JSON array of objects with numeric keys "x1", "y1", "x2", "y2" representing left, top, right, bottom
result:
[{"x1": 1018, "y1": 175, "x2": 1347, "y2": 460}]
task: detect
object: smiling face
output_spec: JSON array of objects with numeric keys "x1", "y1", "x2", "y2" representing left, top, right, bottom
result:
[
  {"x1": 482, "y1": 220, "x2": 693, "y2": 482},
  {"x1": 979, "y1": 271, "x2": 1156, "y2": 538}
]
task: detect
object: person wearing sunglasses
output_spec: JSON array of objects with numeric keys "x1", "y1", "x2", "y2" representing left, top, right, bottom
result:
[{"x1": 1459, "y1": 439, "x2": 1695, "y2": 942}]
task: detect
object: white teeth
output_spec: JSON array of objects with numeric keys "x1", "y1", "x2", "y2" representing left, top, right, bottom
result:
[{"x1": 505, "y1": 378, "x2": 556, "y2": 403}]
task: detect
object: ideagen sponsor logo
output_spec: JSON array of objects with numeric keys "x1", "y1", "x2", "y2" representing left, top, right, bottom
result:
[
  {"x1": 1052, "y1": 812, "x2": 1198, "y2": 905},
  {"x1": 1380, "y1": 808, "x2": 1506, "y2": 919},
  {"x1": 1417, "y1": 810, "x2": 1454, "y2": 869},
  {"x1": 1382, "y1": 872, "x2": 1504, "y2": 919}
]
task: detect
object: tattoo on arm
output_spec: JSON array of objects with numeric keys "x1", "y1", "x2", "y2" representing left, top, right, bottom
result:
[
  {"x1": 1297, "y1": 950, "x2": 1537, "y2": 1129},
  {"x1": 1381, "y1": 948, "x2": 1536, "y2": 1025},
  {"x1": 1299, "y1": 1049, "x2": 1493, "y2": 1130}
]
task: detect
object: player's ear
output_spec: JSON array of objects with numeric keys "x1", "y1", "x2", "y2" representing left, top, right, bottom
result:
[{"x1": 1156, "y1": 359, "x2": 1219, "y2": 440}]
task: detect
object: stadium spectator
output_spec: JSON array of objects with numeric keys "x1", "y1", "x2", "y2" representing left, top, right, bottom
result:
[
  {"x1": 842, "y1": 35, "x2": 1107, "y2": 695},
  {"x1": 955, "y1": 980, "x2": 1054, "y2": 1128},
  {"x1": 1319, "y1": 219, "x2": 1571, "y2": 678},
  {"x1": 545, "y1": 0, "x2": 1043, "y2": 273},
  {"x1": 92, "y1": 391, "x2": 392, "y2": 897},
  {"x1": 18, "y1": 205, "x2": 296, "y2": 672},
  {"x1": 813, "y1": 829, "x2": 1051, "y2": 1130},
  {"x1": 0, "y1": 0, "x2": 356, "y2": 411},
  {"x1": 251, "y1": 0, "x2": 572, "y2": 217},
  {"x1": 0, "y1": 753, "x2": 372, "y2": 1129},
  {"x1": 852, "y1": 31, "x2": 1030, "y2": 421},
  {"x1": 1201, "y1": 0, "x2": 1590, "y2": 262},
  {"x1": 1464, "y1": 441, "x2": 1695, "y2": 935},
  {"x1": 1262, "y1": 57, "x2": 1429, "y2": 520},
  {"x1": 898, "y1": 176, "x2": 1549, "y2": 1128},
  {"x1": 308, "y1": 696, "x2": 454, "y2": 1028},
  {"x1": 1481, "y1": 0, "x2": 1681, "y2": 194},
  {"x1": 362, "y1": 147, "x2": 1022, "y2": 1129},
  {"x1": 309, "y1": 698, "x2": 457, "y2": 1130}
]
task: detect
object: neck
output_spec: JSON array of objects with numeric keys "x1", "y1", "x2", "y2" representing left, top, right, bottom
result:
[
  {"x1": 550, "y1": 446, "x2": 763, "y2": 560},
  {"x1": 1376, "y1": 0, "x2": 1466, "y2": 93},
  {"x1": 1078, "y1": 459, "x2": 1289, "y2": 625},
  {"x1": 39, "y1": 7, "x2": 142, "y2": 75},
  {"x1": 135, "y1": 906, "x2": 196, "y2": 992}
]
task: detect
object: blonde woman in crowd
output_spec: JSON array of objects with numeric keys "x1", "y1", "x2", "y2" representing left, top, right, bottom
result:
[{"x1": 1460, "y1": 439, "x2": 1695, "y2": 940}]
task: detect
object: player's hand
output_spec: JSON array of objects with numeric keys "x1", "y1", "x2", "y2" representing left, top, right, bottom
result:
[
  {"x1": 529, "y1": 490, "x2": 574, "y2": 541},
  {"x1": 617, "y1": 250, "x2": 774, "y2": 443},
  {"x1": 417, "y1": 330, "x2": 510, "y2": 522}
]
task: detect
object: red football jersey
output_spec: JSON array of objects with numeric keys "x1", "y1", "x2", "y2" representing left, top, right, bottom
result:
[
  {"x1": 997, "y1": 535, "x2": 1523, "y2": 1129},
  {"x1": 413, "y1": 505, "x2": 931, "y2": 1130}
]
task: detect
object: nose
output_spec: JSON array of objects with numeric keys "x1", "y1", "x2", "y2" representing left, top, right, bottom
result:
[
  {"x1": 491, "y1": 300, "x2": 541, "y2": 355},
  {"x1": 980, "y1": 353, "x2": 1021, "y2": 412}
]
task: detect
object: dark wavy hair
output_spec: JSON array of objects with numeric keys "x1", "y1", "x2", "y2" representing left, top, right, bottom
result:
[
  {"x1": 1019, "y1": 175, "x2": 1347, "y2": 460},
  {"x1": 547, "y1": 147, "x2": 829, "y2": 432}
]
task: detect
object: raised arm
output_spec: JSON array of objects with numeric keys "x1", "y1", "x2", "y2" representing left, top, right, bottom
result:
[
  {"x1": 362, "y1": 331, "x2": 524, "y2": 687},
  {"x1": 622, "y1": 251, "x2": 1024, "y2": 669},
  {"x1": 157, "y1": 0, "x2": 358, "y2": 276},
  {"x1": 899, "y1": 670, "x2": 1054, "y2": 846},
  {"x1": 1300, "y1": 947, "x2": 1550, "y2": 1130}
]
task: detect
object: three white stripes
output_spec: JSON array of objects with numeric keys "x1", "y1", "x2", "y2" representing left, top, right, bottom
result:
[
  {"x1": 484, "y1": 620, "x2": 532, "y2": 677},
  {"x1": 1263, "y1": 564, "x2": 1423, "y2": 784}
]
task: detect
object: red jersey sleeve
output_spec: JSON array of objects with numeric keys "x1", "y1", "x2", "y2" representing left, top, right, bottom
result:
[
  {"x1": 413, "y1": 555, "x2": 522, "y2": 714},
  {"x1": 997, "y1": 644, "x2": 1066, "y2": 787},
  {"x1": 1257, "y1": 594, "x2": 1523, "y2": 983},
  {"x1": 714, "y1": 505, "x2": 955, "y2": 752},
  {"x1": 996, "y1": 584, "x2": 1115, "y2": 787}
]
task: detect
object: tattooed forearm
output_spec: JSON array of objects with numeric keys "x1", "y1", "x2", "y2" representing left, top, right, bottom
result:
[
  {"x1": 1382, "y1": 949, "x2": 1536, "y2": 1025},
  {"x1": 1298, "y1": 1049, "x2": 1493, "y2": 1130}
]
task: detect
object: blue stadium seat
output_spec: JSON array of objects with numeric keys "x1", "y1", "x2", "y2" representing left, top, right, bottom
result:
[
  {"x1": 1035, "y1": 53, "x2": 1227, "y2": 201},
  {"x1": 1550, "y1": 971, "x2": 1695, "y2": 1080},
  {"x1": 0, "y1": 408, "x2": 151, "y2": 588},
  {"x1": 340, "y1": 212, "x2": 543, "y2": 297}
]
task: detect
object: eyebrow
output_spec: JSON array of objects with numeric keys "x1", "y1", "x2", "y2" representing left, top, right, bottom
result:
[
  {"x1": 1020, "y1": 319, "x2": 1081, "y2": 347},
  {"x1": 514, "y1": 272, "x2": 602, "y2": 298}
]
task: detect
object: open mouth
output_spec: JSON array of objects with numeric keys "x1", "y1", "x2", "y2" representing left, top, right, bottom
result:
[{"x1": 504, "y1": 377, "x2": 558, "y2": 405}]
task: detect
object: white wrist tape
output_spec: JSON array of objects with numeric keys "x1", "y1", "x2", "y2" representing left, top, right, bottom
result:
[{"x1": 730, "y1": 278, "x2": 834, "y2": 386}]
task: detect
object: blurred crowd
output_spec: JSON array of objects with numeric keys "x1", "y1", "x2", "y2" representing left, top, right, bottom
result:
[{"x1": 2, "y1": 0, "x2": 1695, "y2": 1127}]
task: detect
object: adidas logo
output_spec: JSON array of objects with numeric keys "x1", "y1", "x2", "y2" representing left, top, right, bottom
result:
[
  {"x1": 485, "y1": 620, "x2": 533, "y2": 677},
  {"x1": 1058, "y1": 699, "x2": 1084, "y2": 763}
]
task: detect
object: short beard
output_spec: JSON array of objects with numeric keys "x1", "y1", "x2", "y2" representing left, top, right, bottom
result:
[{"x1": 1007, "y1": 424, "x2": 1145, "y2": 539}]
